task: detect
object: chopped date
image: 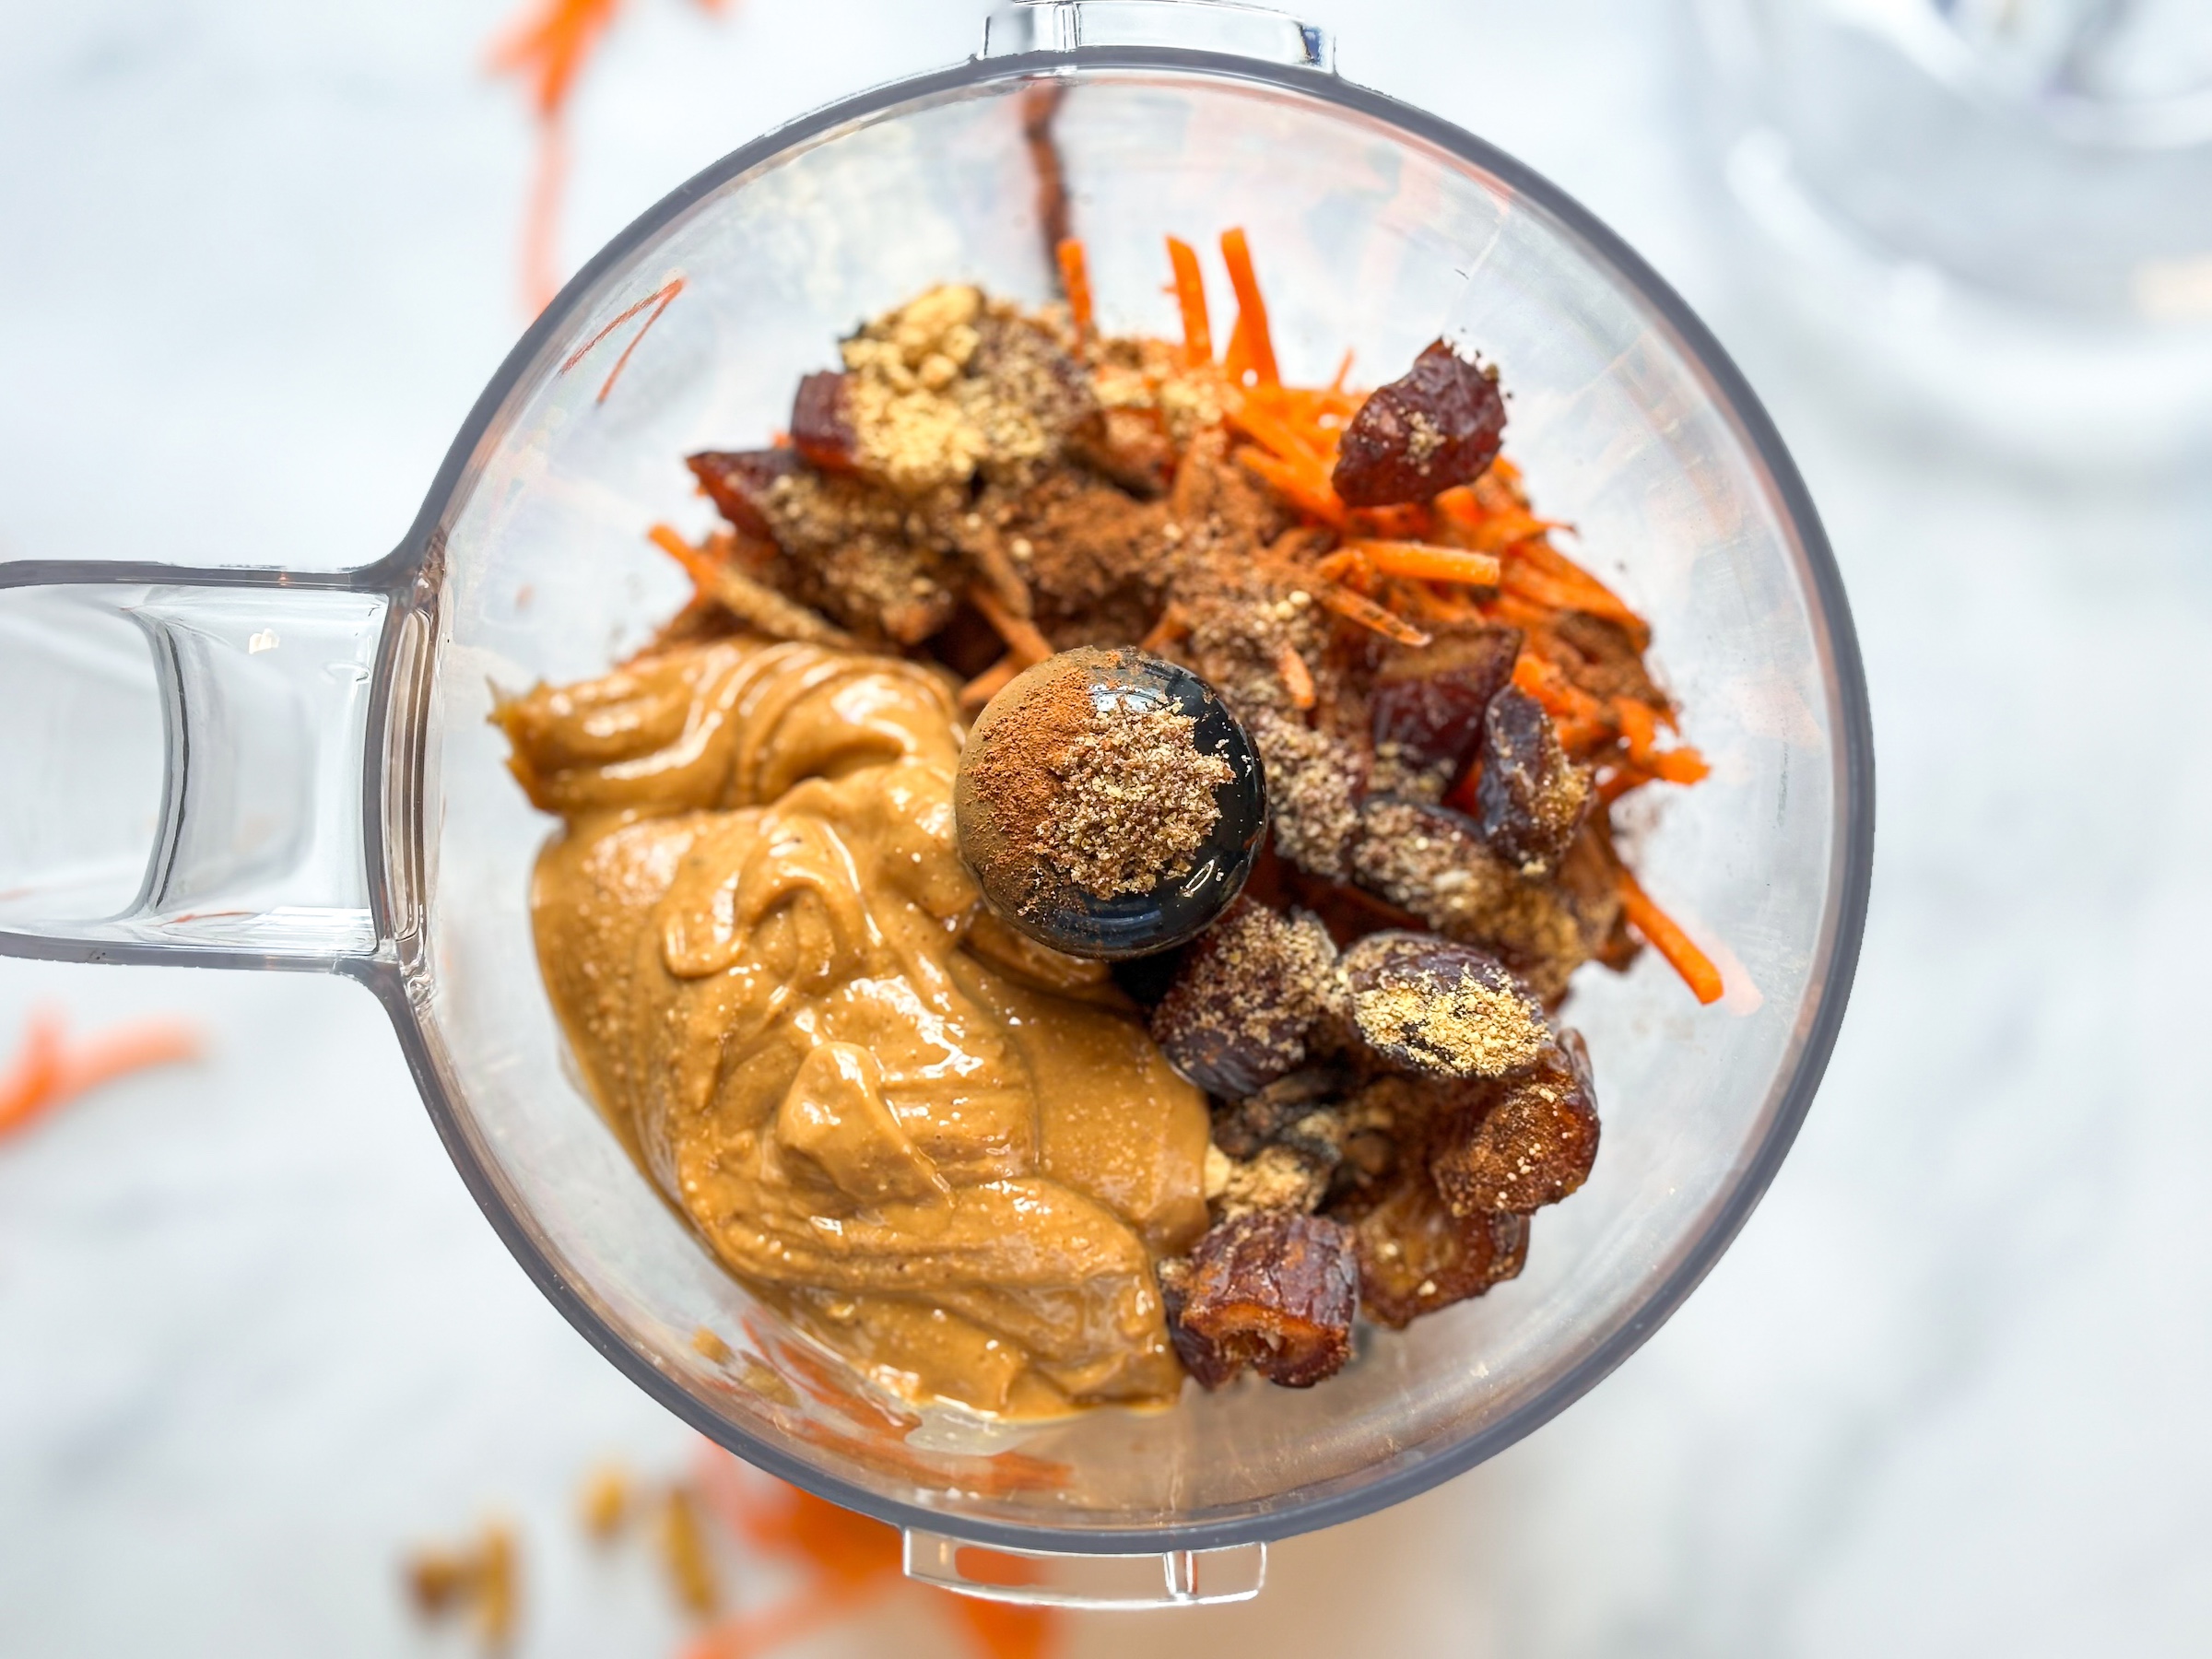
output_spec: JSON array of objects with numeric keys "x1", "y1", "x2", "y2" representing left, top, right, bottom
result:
[
  {"x1": 1351, "y1": 1164, "x2": 1528, "y2": 1330},
  {"x1": 1349, "y1": 795, "x2": 1596, "y2": 1004},
  {"x1": 1370, "y1": 627, "x2": 1524, "y2": 775},
  {"x1": 1476, "y1": 687, "x2": 1593, "y2": 878},
  {"x1": 790, "y1": 371, "x2": 859, "y2": 472},
  {"x1": 1277, "y1": 863, "x2": 1428, "y2": 951},
  {"x1": 1158, "y1": 1262, "x2": 1241, "y2": 1389},
  {"x1": 1148, "y1": 900, "x2": 1340, "y2": 1100},
  {"x1": 1430, "y1": 1030, "x2": 1599, "y2": 1216},
  {"x1": 1162, "y1": 1211, "x2": 1359, "y2": 1388},
  {"x1": 1330, "y1": 339, "x2": 1507, "y2": 509},
  {"x1": 688, "y1": 449, "x2": 799, "y2": 542},
  {"x1": 1211, "y1": 1067, "x2": 1352, "y2": 1160},
  {"x1": 1338, "y1": 932, "x2": 1550, "y2": 1078}
]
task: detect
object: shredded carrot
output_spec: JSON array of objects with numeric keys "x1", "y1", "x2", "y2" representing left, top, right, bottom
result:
[
  {"x1": 1226, "y1": 397, "x2": 1330, "y2": 469},
  {"x1": 1314, "y1": 547, "x2": 1371, "y2": 587},
  {"x1": 649, "y1": 522, "x2": 700, "y2": 567},
  {"x1": 1164, "y1": 237, "x2": 1211, "y2": 367},
  {"x1": 1222, "y1": 311, "x2": 1253, "y2": 382},
  {"x1": 1613, "y1": 696, "x2": 1659, "y2": 760},
  {"x1": 1275, "y1": 641, "x2": 1317, "y2": 710},
  {"x1": 0, "y1": 1010, "x2": 200, "y2": 1142},
  {"x1": 968, "y1": 586, "x2": 1053, "y2": 665},
  {"x1": 1394, "y1": 582, "x2": 1486, "y2": 628},
  {"x1": 1612, "y1": 697, "x2": 1711, "y2": 782},
  {"x1": 1346, "y1": 540, "x2": 1501, "y2": 588},
  {"x1": 1347, "y1": 501, "x2": 1435, "y2": 541},
  {"x1": 1218, "y1": 228, "x2": 1279, "y2": 385},
  {"x1": 1597, "y1": 765, "x2": 1649, "y2": 806},
  {"x1": 1233, "y1": 446, "x2": 1346, "y2": 526},
  {"x1": 959, "y1": 655, "x2": 1019, "y2": 711},
  {"x1": 1434, "y1": 487, "x2": 1561, "y2": 557},
  {"x1": 1055, "y1": 238, "x2": 1093, "y2": 336},
  {"x1": 1139, "y1": 602, "x2": 1193, "y2": 653},
  {"x1": 1501, "y1": 547, "x2": 1644, "y2": 637},
  {"x1": 489, "y1": 0, "x2": 732, "y2": 314},
  {"x1": 1512, "y1": 651, "x2": 1609, "y2": 735},
  {"x1": 559, "y1": 276, "x2": 686, "y2": 403},
  {"x1": 1313, "y1": 582, "x2": 1431, "y2": 647},
  {"x1": 1243, "y1": 382, "x2": 1361, "y2": 426},
  {"x1": 1646, "y1": 747, "x2": 1712, "y2": 785},
  {"x1": 1617, "y1": 869, "x2": 1724, "y2": 1005},
  {"x1": 1328, "y1": 347, "x2": 1354, "y2": 393},
  {"x1": 649, "y1": 524, "x2": 853, "y2": 646}
]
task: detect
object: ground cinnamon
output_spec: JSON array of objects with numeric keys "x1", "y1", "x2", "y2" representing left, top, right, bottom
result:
[{"x1": 962, "y1": 653, "x2": 1231, "y2": 912}]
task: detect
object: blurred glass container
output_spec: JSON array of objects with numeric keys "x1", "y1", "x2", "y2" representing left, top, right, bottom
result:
[{"x1": 1691, "y1": 0, "x2": 2212, "y2": 464}]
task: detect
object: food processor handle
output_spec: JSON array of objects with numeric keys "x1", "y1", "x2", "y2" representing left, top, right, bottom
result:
[
  {"x1": 0, "y1": 556, "x2": 418, "y2": 973},
  {"x1": 979, "y1": 0, "x2": 1334, "y2": 71},
  {"x1": 902, "y1": 1528, "x2": 1266, "y2": 1608}
]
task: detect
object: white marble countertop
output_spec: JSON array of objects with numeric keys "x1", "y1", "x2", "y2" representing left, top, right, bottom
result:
[{"x1": 5, "y1": 2, "x2": 2209, "y2": 1653}]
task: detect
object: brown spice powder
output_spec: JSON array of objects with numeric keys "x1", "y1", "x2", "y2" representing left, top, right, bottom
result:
[
  {"x1": 1351, "y1": 977, "x2": 1547, "y2": 1077},
  {"x1": 1036, "y1": 699, "x2": 1233, "y2": 899}
]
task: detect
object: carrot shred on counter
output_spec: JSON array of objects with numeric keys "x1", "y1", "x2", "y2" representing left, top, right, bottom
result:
[
  {"x1": 489, "y1": 0, "x2": 732, "y2": 314},
  {"x1": 1055, "y1": 238, "x2": 1093, "y2": 335},
  {"x1": 1313, "y1": 582, "x2": 1431, "y2": 647},
  {"x1": 1275, "y1": 641, "x2": 1317, "y2": 710},
  {"x1": 1165, "y1": 236, "x2": 1212, "y2": 366},
  {"x1": 1345, "y1": 539, "x2": 1501, "y2": 588},
  {"x1": 1234, "y1": 447, "x2": 1347, "y2": 527},
  {"x1": 1218, "y1": 228, "x2": 1279, "y2": 385},
  {"x1": 1616, "y1": 869, "x2": 1725, "y2": 1005},
  {"x1": 0, "y1": 1009, "x2": 200, "y2": 1142}
]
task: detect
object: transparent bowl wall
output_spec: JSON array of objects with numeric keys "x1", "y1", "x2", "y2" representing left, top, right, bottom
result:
[{"x1": 413, "y1": 56, "x2": 1867, "y2": 1549}]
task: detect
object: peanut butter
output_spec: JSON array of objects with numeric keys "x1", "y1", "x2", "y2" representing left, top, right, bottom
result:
[{"x1": 497, "y1": 636, "x2": 1209, "y2": 1418}]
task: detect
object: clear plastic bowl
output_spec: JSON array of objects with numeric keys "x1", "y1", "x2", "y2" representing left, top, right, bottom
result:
[{"x1": 0, "y1": 8, "x2": 1872, "y2": 1604}]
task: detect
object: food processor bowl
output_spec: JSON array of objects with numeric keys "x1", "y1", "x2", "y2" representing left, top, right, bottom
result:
[{"x1": 0, "y1": 0, "x2": 1872, "y2": 1608}]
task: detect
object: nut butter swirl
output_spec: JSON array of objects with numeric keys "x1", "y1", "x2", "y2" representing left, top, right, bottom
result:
[{"x1": 498, "y1": 637, "x2": 1208, "y2": 1417}]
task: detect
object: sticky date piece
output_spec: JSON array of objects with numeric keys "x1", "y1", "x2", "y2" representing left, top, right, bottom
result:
[
  {"x1": 1149, "y1": 900, "x2": 1340, "y2": 1100},
  {"x1": 1161, "y1": 1211, "x2": 1359, "y2": 1388},
  {"x1": 688, "y1": 449, "x2": 799, "y2": 542},
  {"x1": 1370, "y1": 626, "x2": 1523, "y2": 776},
  {"x1": 790, "y1": 371, "x2": 859, "y2": 473},
  {"x1": 1338, "y1": 931, "x2": 1549, "y2": 1079},
  {"x1": 1330, "y1": 339, "x2": 1507, "y2": 509},
  {"x1": 1476, "y1": 687, "x2": 1592, "y2": 877},
  {"x1": 1430, "y1": 1029, "x2": 1600, "y2": 1216},
  {"x1": 1352, "y1": 1164, "x2": 1529, "y2": 1330}
]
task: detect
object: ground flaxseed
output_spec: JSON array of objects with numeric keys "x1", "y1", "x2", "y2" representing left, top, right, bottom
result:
[{"x1": 1035, "y1": 698, "x2": 1232, "y2": 900}]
